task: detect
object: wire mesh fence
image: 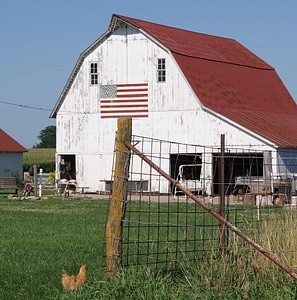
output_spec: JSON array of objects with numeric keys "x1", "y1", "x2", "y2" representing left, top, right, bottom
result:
[{"x1": 103, "y1": 129, "x2": 297, "y2": 278}]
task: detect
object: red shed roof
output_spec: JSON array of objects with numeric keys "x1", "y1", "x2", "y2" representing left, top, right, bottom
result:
[
  {"x1": 116, "y1": 15, "x2": 297, "y2": 147},
  {"x1": 0, "y1": 129, "x2": 27, "y2": 152}
]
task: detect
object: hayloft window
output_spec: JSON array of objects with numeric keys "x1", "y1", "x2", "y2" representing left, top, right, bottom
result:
[
  {"x1": 157, "y1": 58, "x2": 166, "y2": 82},
  {"x1": 90, "y1": 63, "x2": 98, "y2": 85}
]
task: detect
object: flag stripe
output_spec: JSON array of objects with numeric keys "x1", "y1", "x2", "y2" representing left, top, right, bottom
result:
[
  {"x1": 101, "y1": 109, "x2": 148, "y2": 114},
  {"x1": 117, "y1": 93, "x2": 148, "y2": 98},
  {"x1": 117, "y1": 83, "x2": 147, "y2": 88},
  {"x1": 101, "y1": 104, "x2": 148, "y2": 108},
  {"x1": 100, "y1": 99, "x2": 147, "y2": 103},
  {"x1": 100, "y1": 83, "x2": 148, "y2": 119},
  {"x1": 101, "y1": 114, "x2": 148, "y2": 119}
]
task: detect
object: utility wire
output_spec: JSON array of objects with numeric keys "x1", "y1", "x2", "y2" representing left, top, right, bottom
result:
[{"x1": 0, "y1": 99, "x2": 52, "y2": 111}]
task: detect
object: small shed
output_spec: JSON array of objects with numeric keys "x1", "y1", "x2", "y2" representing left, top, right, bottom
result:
[{"x1": 0, "y1": 129, "x2": 27, "y2": 181}]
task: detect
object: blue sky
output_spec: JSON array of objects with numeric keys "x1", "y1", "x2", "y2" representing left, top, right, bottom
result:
[{"x1": 1, "y1": 0, "x2": 296, "y2": 148}]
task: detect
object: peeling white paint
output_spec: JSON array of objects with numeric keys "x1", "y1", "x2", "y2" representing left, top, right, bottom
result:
[{"x1": 55, "y1": 23, "x2": 277, "y2": 193}]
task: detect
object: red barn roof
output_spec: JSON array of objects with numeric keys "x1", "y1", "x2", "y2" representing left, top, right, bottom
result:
[
  {"x1": 51, "y1": 14, "x2": 297, "y2": 147},
  {"x1": 0, "y1": 129, "x2": 27, "y2": 152},
  {"x1": 116, "y1": 15, "x2": 297, "y2": 147}
]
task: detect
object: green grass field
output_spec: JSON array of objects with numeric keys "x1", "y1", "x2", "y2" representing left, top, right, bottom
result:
[
  {"x1": 1, "y1": 195, "x2": 297, "y2": 299},
  {"x1": 0, "y1": 196, "x2": 107, "y2": 299}
]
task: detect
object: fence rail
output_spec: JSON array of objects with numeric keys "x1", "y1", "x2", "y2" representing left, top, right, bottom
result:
[{"x1": 24, "y1": 172, "x2": 54, "y2": 188}]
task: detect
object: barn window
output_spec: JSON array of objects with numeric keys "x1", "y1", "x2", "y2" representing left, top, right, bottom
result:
[
  {"x1": 90, "y1": 63, "x2": 98, "y2": 85},
  {"x1": 157, "y1": 58, "x2": 166, "y2": 82}
]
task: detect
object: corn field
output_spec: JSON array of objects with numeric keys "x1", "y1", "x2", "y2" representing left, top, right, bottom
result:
[{"x1": 23, "y1": 148, "x2": 55, "y2": 173}]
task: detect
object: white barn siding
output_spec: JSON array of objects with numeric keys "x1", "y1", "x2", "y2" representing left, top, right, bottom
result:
[{"x1": 56, "y1": 24, "x2": 276, "y2": 193}]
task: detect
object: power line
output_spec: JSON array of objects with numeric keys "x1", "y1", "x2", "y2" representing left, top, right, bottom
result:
[{"x1": 0, "y1": 99, "x2": 52, "y2": 111}]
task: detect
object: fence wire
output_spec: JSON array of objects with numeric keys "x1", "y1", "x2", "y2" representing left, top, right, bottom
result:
[{"x1": 103, "y1": 134, "x2": 297, "y2": 276}]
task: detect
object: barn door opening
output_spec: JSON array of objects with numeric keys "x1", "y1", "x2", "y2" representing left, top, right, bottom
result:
[
  {"x1": 170, "y1": 153, "x2": 202, "y2": 194},
  {"x1": 212, "y1": 153, "x2": 263, "y2": 195},
  {"x1": 59, "y1": 155, "x2": 76, "y2": 180}
]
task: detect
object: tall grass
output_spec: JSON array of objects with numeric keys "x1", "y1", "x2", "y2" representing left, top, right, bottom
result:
[{"x1": 0, "y1": 195, "x2": 296, "y2": 299}]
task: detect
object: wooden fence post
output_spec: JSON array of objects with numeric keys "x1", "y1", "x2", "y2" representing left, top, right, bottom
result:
[
  {"x1": 105, "y1": 118, "x2": 132, "y2": 278},
  {"x1": 219, "y1": 134, "x2": 226, "y2": 254}
]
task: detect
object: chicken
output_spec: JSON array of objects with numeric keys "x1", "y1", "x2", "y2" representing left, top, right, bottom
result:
[{"x1": 61, "y1": 264, "x2": 90, "y2": 291}]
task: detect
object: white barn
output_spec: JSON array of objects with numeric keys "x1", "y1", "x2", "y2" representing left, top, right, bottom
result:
[{"x1": 50, "y1": 14, "x2": 297, "y2": 195}]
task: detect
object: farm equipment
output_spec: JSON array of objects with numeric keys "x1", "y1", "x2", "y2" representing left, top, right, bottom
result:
[{"x1": 56, "y1": 179, "x2": 78, "y2": 197}]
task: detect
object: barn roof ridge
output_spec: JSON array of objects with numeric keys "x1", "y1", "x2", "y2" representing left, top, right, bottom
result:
[
  {"x1": 50, "y1": 14, "x2": 297, "y2": 147},
  {"x1": 114, "y1": 14, "x2": 272, "y2": 69}
]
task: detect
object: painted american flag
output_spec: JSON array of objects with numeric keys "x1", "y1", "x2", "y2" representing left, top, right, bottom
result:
[{"x1": 100, "y1": 83, "x2": 148, "y2": 118}]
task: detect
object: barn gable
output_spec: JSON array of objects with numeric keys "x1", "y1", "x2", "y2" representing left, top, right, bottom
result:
[
  {"x1": 51, "y1": 14, "x2": 297, "y2": 147},
  {"x1": 50, "y1": 14, "x2": 297, "y2": 193}
]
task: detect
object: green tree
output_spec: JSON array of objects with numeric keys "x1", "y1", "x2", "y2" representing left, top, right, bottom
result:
[{"x1": 34, "y1": 125, "x2": 56, "y2": 148}]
